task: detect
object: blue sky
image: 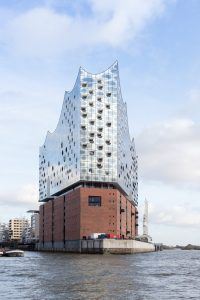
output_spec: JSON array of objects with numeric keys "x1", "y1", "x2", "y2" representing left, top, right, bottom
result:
[{"x1": 0, "y1": 0, "x2": 200, "y2": 245}]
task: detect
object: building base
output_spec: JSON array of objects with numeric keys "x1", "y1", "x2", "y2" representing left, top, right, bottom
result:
[
  {"x1": 39, "y1": 186, "x2": 138, "y2": 244},
  {"x1": 38, "y1": 239, "x2": 156, "y2": 254}
]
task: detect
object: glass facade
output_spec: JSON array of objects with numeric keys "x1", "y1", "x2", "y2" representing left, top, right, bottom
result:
[{"x1": 39, "y1": 62, "x2": 138, "y2": 204}]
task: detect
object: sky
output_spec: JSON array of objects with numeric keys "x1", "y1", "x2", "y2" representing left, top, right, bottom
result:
[{"x1": 0, "y1": 0, "x2": 200, "y2": 245}]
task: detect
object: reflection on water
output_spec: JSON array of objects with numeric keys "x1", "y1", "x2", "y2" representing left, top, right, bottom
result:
[{"x1": 0, "y1": 250, "x2": 199, "y2": 299}]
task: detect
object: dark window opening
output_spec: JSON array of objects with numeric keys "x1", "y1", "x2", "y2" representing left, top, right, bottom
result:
[{"x1": 88, "y1": 196, "x2": 101, "y2": 206}]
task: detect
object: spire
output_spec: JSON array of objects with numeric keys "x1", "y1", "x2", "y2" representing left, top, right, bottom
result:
[{"x1": 143, "y1": 198, "x2": 148, "y2": 236}]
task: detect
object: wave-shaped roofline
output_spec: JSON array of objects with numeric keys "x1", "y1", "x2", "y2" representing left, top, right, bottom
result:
[
  {"x1": 40, "y1": 61, "x2": 119, "y2": 149},
  {"x1": 40, "y1": 67, "x2": 81, "y2": 149},
  {"x1": 80, "y1": 60, "x2": 118, "y2": 76}
]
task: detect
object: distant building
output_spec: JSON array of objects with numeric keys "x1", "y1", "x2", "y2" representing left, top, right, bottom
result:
[
  {"x1": 9, "y1": 218, "x2": 29, "y2": 241},
  {"x1": 27, "y1": 210, "x2": 39, "y2": 242},
  {"x1": 0, "y1": 223, "x2": 9, "y2": 242},
  {"x1": 21, "y1": 225, "x2": 32, "y2": 243},
  {"x1": 39, "y1": 62, "x2": 139, "y2": 250},
  {"x1": 31, "y1": 213, "x2": 39, "y2": 241}
]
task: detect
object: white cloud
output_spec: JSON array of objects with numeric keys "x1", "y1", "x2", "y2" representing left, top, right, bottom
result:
[
  {"x1": 0, "y1": 184, "x2": 38, "y2": 207},
  {"x1": 3, "y1": 8, "x2": 72, "y2": 59},
  {"x1": 150, "y1": 203, "x2": 200, "y2": 227},
  {"x1": 136, "y1": 88, "x2": 200, "y2": 241},
  {"x1": 138, "y1": 182, "x2": 200, "y2": 243},
  {"x1": 0, "y1": 0, "x2": 167, "y2": 59},
  {"x1": 90, "y1": 0, "x2": 165, "y2": 46},
  {"x1": 0, "y1": 184, "x2": 38, "y2": 222},
  {"x1": 136, "y1": 118, "x2": 200, "y2": 188},
  {"x1": 180, "y1": 89, "x2": 200, "y2": 118}
]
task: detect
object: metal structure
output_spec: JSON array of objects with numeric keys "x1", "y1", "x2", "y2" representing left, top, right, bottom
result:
[
  {"x1": 39, "y1": 62, "x2": 138, "y2": 204},
  {"x1": 143, "y1": 199, "x2": 148, "y2": 236}
]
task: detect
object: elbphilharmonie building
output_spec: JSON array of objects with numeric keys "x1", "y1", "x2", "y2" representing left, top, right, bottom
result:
[{"x1": 39, "y1": 62, "x2": 139, "y2": 250}]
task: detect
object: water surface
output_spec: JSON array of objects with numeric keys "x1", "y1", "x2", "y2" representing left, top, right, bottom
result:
[{"x1": 0, "y1": 250, "x2": 199, "y2": 299}]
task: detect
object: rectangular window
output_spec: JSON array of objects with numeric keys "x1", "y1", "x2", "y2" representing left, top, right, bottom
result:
[{"x1": 88, "y1": 196, "x2": 101, "y2": 206}]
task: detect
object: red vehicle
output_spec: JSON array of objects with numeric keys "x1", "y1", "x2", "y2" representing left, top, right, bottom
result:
[{"x1": 106, "y1": 233, "x2": 120, "y2": 239}]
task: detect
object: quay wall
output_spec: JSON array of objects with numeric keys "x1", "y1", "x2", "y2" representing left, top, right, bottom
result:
[{"x1": 38, "y1": 239, "x2": 155, "y2": 254}]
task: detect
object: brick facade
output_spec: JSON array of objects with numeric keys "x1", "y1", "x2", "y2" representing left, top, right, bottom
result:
[{"x1": 39, "y1": 187, "x2": 138, "y2": 243}]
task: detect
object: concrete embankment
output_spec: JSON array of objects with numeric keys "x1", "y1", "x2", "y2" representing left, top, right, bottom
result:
[
  {"x1": 38, "y1": 239, "x2": 156, "y2": 254},
  {"x1": 81, "y1": 239, "x2": 155, "y2": 254}
]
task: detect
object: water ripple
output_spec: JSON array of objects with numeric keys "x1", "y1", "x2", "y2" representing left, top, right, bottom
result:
[{"x1": 0, "y1": 250, "x2": 199, "y2": 299}]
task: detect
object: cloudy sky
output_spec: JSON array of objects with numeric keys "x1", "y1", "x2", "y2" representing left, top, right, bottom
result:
[{"x1": 0, "y1": 0, "x2": 199, "y2": 245}]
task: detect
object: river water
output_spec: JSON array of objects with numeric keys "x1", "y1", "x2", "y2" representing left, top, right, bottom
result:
[{"x1": 0, "y1": 250, "x2": 199, "y2": 299}]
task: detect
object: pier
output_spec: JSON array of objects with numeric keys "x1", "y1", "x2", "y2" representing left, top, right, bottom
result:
[{"x1": 38, "y1": 239, "x2": 158, "y2": 254}]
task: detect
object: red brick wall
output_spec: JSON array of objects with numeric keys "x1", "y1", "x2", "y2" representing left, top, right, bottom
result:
[
  {"x1": 126, "y1": 199, "x2": 132, "y2": 236},
  {"x1": 43, "y1": 200, "x2": 53, "y2": 243},
  {"x1": 39, "y1": 204, "x2": 44, "y2": 243},
  {"x1": 53, "y1": 196, "x2": 64, "y2": 242},
  {"x1": 119, "y1": 192, "x2": 126, "y2": 238},
  {"x1": 80, "y1": 188, "x2": 118, "y2": 239},
  {"x1": 65, "y1": 189, "x2": 81, "y2": 240},
  {"x1": 135, "y1": 208, "x2": 139, "y2": 236},
  {"x1": 39, "y1": 187, "x2": 137, "y2": 243},
  {"x1": 115, "y1": 191, "x2": 137, "y2": 238}
]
